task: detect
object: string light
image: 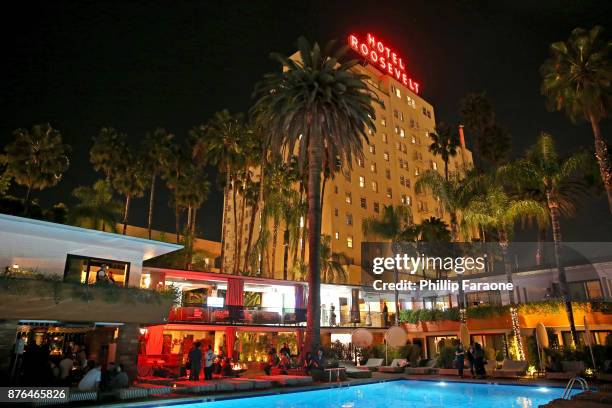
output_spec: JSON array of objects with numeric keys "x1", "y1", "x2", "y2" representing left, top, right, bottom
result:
[{"x1": 510, "y1": 306, "x2": 525, "y2": 361}]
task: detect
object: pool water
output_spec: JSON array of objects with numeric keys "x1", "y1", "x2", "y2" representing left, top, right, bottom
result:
[{"x1": 164, "y1": 380, "x2": 574, "y2": 408}]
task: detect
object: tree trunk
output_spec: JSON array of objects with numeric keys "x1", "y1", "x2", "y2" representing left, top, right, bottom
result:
[
  {"x1": 547, "y1": 191, "x2": 578, "y2": 346},
  {"x1": 305, "y1": 128, "x2": 323, "y2": 355},
  {"x1": 236, "y1": 181, "x2": 247, "y2": 274},
  {"x1": 270, "y1": 219, "x2": 278, "y2": 278},
  {"x1": 174, "y1": 200, "x2": 180, "y2": 243},
  {"x1": 219, "y1": 169, "x2": 231, "y2": 274},
  {"x1": 450, "y1": 211, "x2": 465, "y2": 314},
  {"x1": 589, "y1": 112, "x2": 612, "y2": 213},
  {"x1": 232, "y1": 179, "x2": 239, "y2": 275},
  {"x1": 122, "y1": 195, "x2": 131, "y2": 235},
  {"x1": 283, "y1": 228, "x2": 290, "y2": 280},
  {"x1": 243, "y1": 200, "x2": 258, "y2": 274},
  {"x1": 300, "y1": 187, "x2": 307, "y2": 262},
  {"x1": 147, "y1": 174, "x2": 156, "y2": 239},
  {"x1": 320, "y1": 175, "x2": 327, "y2": 213},
  {"x1": 23, "y1": 184, "x2": 32, "y2": 215},
  {"x1": 499, "y1": 234, "x2": 525, "y2": 360},
  {"x1": 536, "y1": 224, "x2": 547, "y2": 266},
  {"x1": 191, "y1": 208, "x2": 197, "y2": 236},
  {"x1": 444, "y1": 159, "x2": 449, "y2": 182}
]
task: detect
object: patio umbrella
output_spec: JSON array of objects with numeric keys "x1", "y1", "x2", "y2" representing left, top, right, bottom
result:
[
  {"x1": 352, "y1": 328, "x2": 373, "y2": 347},
  {"x1": 459, "y1": 323, "x2": 470, "y2": 347},
  {"x1": 535, "y1": 323, "x2": 548, "y2": 369},
  {"x1": 584, "y1": 316, "x2": 597, "y2": 370},
  {"x1": 385, "y1": 326, "x2": 407, "y2": 365}
]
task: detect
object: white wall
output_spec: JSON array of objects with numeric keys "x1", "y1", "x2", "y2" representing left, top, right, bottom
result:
[{"x1": 0, "y1": 230, "x2": 145, "y2": 287}]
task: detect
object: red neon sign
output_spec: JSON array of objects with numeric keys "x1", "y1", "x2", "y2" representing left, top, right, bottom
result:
[{"x1": 348, "y1": 33, "x2": 420, "y2": 94}]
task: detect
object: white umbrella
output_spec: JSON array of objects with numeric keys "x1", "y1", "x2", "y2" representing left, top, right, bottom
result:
[
  {"x1": 584, "y1": 316, "x2": 596, "y2": 370},
  {"x1": 384, "y1": 326, "x2": 407, "y2": 365},
  {"x1": 352, "y1": 328, "x2": 373, "y2": 348},
  {"x1": 535, "y1": 323, "x2": 548, "y2": 369}
]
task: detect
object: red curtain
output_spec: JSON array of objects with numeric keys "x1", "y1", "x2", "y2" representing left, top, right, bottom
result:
[
  {"x1": 225, "y1": 327, "x2": 237, "y2": 361},
  {"x1": 225, "y1": 278, "x2": 244, "y2": 306},
  {"x1": 145, "y1": 325, "x2": 164, "y2": 355}
]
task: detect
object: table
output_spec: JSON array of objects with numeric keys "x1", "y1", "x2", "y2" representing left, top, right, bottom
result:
[{"x1": 325, "y1": 367, "x2": 346, "y2": 383}]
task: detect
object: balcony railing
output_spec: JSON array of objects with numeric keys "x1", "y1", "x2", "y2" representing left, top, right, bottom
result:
[{"x1": 168, "y1": 306, "x2": 392, "y2": 328}]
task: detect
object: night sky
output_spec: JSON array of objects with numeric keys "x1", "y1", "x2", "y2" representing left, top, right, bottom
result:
[{"x1": 1, "y1": 0, "x2": 611, "y2": 242}]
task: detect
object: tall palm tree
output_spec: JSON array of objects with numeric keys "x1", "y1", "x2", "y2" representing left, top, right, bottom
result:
[
  {"x1": 428, "y1": 122, "x2": 459, "y2": 181},
  {"x1": 463, "y1": 186, "x2": 548, "y2": 360},
  {"x1": 91, "y1": 127, "x2": 126, "y2": 181},
  {"x1": 540, "y1": 26, "x2": 612, "y2": 212},
  {"x1": 253, "y1": 37, "x2": 378, "y2": 353},
  {"x1": 70, "y1": 180, "x2": 122, "y2": 232},
  {"x1": 142, "y1": 128, "x2": 175, "y2": 239},
  {"x1": 192, "y1": 111, "x2": 245, "y2": 274},
  {"x1": 500, "y1": 132, "x2": 591, "y2": 345},
  {"x1": 3, "y1": 124, "x2": 70, "y2": 212},
  {"x1": 113, "y1": 148, "x2": 147, "y2": 235},
  {"x1": 418, "y1": 217, "x2": 451, "y2": 242},
  {"x1": 363, "y1": 205, "x2": 413, "y2": 325},
  {"x1": 320, "y1": 235, "x2": 349, "y2": 284}
]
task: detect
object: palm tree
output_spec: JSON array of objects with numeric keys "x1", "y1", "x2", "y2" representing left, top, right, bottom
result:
[
  {"x1": 253, "y1": 37, "x2": 378, "y2": 353},
  {"x1": 540, "y1": 26, "x2": 612, "y2": 212},
  {"x1": 428, "y1": 122, "x2": 459, "y2": 181},
  {"x1": 113, "y1": 148, "x2": 147, "y2": 234},
  {"x1": 500, "y1": 132, "x2": 591, "y2": 345},
  {"x1": 415, "y1": 170, "x2": 478, "y2": 241},
  {"x1": 142, "y1": 128, "x2": 175, "y2": 239},
  {"x1": 70, "y1": 180, "x2": 122, "y2": 232},
  {"x1": 3, "y1": 124, "x2": 70, "y2": 212},
  {"x1": 320, "y1": 235, "x2": 349, "y2": 283},
  {"x1": 192, "y1": 111, "x2": 245, "y2": 274},
  {"x1": 462, "y1": 186, "x2": 548, "y2": 360},
  {"x1": 418, "y1": 217, "x2": 451, "y2": 242},
  {"x1": 363, "y1": 205, "x2": 413, "y2": 325},
  {"x1": 90, "y1": 127, "x2": 126, "y2": 181}
]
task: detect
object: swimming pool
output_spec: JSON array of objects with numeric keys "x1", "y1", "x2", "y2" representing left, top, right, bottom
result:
[{"x1": 159, "y1": 380, "x2": 574, "y2": 408}]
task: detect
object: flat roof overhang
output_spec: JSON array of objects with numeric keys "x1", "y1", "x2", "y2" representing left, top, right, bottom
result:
[{"x1": 0, "y1": 213, "x2": 182, "y2": 260}]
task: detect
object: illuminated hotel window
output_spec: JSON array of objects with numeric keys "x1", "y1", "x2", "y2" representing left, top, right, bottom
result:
[
  {"x1": 371, "y1": 181, "x2": 378, "y2": 192},
  {"x1": 415, "y1": 167, "x2": 420, "y2": 176},
  {"x1": 394, "y1": 126, "x2": 399, "y2": 134},
  {"x1": 357, "y1": 157, "x2": 364, "y2": 167},
  {"x1": 334, "y1": 208, "x2": 339, "y2": 216},
  {"x1": 370, "y1": 163, "x2": 377, "y2": 173},
  {"x1": 386, "y1": 188, "x2": 393, "y2": 198},
  {"x1": 385, "y1": 169, "x2": 391, "y2": 179},
  {"x1": 402, "y1": 144, "x2": 407, "y2": 153},
  {"x1": 335, "y1": 232, "x2": 340, "y2": 240},
  {"x1": 406, "y1": 196, "x2": 412, "y2": 205},
  {"x1": 369, "y1": 144, "x2": 376, "y2": 154},
  {"x1": 395, "y1": 88, "x2": 401, "y2": 98},
  {"x1": 382, "y1": 133, "x2": 388, "y2": 143},
  {"x1": 360, "y1": 197, "x2": 367, "y2": 209},
  {"x1": 383, "y1": 152, "x2": 389, "y2": 161},
  {"x1": 381, "y1": 118, "x2": 387, "y2": 127},
  {"x1": 367, "y1": 127, "x2": 373, "y2": 135},
  {"x1": 400, "y1": 128, "x2": 405, "y2": 138},
  {"x1": 401, "y1": 194, "x2": 406, "y2": 204},
  {"x1": 359, "y1": 176, "x2": 365, "y2": 188},
  {"x1": 347, "y1": 236, "x2": 354, "y2": 248},
  {"x1": 411, "y1": 135, "x2": 417, "y2": 144},
  {"x1": 345, "y1": 213, "x2": 353, "y2": 225},
  {"x1": 374, "y1": 202, "x2": 380, "y2": 213},
  {"x1": 432, "y1": 161, "x2": 437, "y2": 170},
  {"x1": 345, "y1": 192, "x2": 352, "y2": 204},
  {"x1": 400, "y1": 112, "x2": 404, "y2": 121}
]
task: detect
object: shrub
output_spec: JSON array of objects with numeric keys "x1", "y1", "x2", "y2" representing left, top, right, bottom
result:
[{"x1": 437, "y1": 346, "x2": 456, "y2": 369}]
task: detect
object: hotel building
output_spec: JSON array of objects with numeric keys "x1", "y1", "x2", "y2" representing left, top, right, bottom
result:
[{"x1": 221, "y1": 33, "x2": 474, "y2": 284}]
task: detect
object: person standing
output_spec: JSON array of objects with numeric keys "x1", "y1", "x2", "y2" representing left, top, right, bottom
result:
[
  {"x1": 466, "y1": 343, "x2": 475, "y2": 378},
  {"x1": 204, "y1": 345, "x2": 215, "y2": 380},
  {"x1": 454, "y1": 342, "x2": 465, "y2": 378},
  {"x1": 382, "y1": 303, "x2": 389, "y2": 327},
  {"x1": 279, "y1": 342, "x2": 291, "y2": 357},
  {"x1": 188, "y1": 342, "x2": 202, "y2": 381},
  {"x1": 473, "y1": 343, "x2": 486, "y2": 378}
]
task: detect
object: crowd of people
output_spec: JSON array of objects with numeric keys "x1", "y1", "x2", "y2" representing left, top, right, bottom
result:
[
  {"x1": 263, "y1": 343, "x2": 327, "y2": 376},
  {"x1": 9, "y1": 334, "x2": 129, "y2": 391},
  {"x1": 454, "y1": 341, "x2": 487, "y2": 378},
  {"x1": 186, "y1": 342, "x2": 237, "y2": 381}
]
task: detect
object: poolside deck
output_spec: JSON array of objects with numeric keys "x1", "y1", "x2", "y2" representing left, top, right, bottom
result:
[{"x1": 84, "y1": 371, "x2": 605, "y2": 408}]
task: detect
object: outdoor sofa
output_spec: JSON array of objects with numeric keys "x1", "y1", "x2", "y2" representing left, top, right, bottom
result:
[
  {"x1": 545, "y1": 361, "x2": 585, "y2": 380},
  {"x1": 379, "y1": 359, "x2": 408, "y2": 373},
  {"x1": 357, "y1": 358, "x2": 384, "y2": 371},
  {"x1": 405, "y1": 359, "x2": 437, "y2": 375},
  {"x1": 492, "y1": 359, "x2": 528, "y2": 378},
  {"x1": 256, "y1": 374, "x2": 314, "y2": 386}
]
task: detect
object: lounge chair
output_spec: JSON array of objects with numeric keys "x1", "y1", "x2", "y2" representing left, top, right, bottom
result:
[
  {"x1": 379, "y1": 359, "x2": 408, "y2": 373},
  {"x1": 231, "y1": 377, "x2": 273, "y2": 389},
  {"x1": 341, "y1": 362, "x2": 373, "y2": 378},
  {"x1": 546, "y1": 361, "x2": 585, "y2": 380},
  {"x1": 405, "y1": 359, "x2": 437, "y2": 375},
  {"x1": 357, "y1": 358, "x2": 384, "y2": 371},
  {"x1": 213, "y1": 380, "x2": 236, "y2": 392},
  {"x1": 492, "y1": 360, "x2": 528, "y2": 378},
  {"x1": 174, "y1": 380, "x2": 216, "y2": 393},
  {"x1": 256, "y1": 374, "x2": 313, "y2": 386}
]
